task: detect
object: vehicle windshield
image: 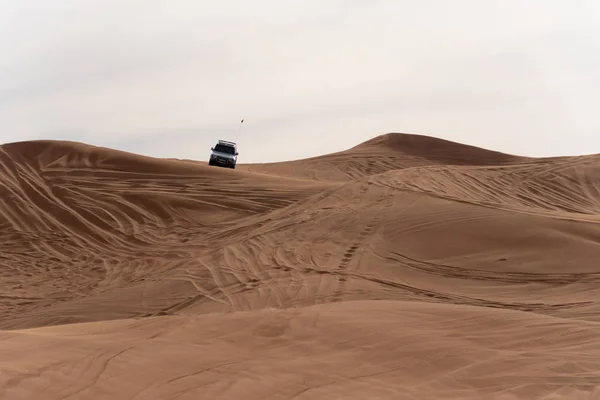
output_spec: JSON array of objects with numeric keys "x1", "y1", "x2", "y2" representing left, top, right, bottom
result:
[{"x1": 214, "y1": 144, "x2": 235, "y2": 154}]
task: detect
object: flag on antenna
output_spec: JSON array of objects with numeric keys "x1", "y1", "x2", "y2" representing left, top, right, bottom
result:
[{"x1": 235, "y1": 119, "x2": 244, "y2": 141}]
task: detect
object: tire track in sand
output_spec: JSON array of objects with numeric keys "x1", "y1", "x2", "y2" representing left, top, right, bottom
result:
[{"x1": 330, "y1": 184, "x2": 393, "y2": 303}]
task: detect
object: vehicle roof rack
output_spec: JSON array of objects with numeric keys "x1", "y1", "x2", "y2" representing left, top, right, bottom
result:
[{"x1": 218, "y1": 140, "x2": 236, "y2": 146}]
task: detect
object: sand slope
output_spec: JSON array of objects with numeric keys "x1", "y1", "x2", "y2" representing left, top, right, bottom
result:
[
  {"x1": 1, "y1": 133, "x2": 600, "y2": 399},
  {"x1": 242, "y1": 133, "x2": 530, "y2": 181}
]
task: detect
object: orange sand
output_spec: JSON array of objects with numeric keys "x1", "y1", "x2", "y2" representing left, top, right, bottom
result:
[{"x1": 1, "y1": 133, "x2": 599, "y2": 399}]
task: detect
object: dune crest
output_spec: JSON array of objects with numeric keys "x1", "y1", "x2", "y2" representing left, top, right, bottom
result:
[
  {"x1": 242, "y1": 132, "x2": 530, "y2": 181},
  {"x1": 352, "y1": 132, "x2": 528, "y2": 164},
  {"x1": 1, "y1": 133, "x2": 600, "y2": 399}
]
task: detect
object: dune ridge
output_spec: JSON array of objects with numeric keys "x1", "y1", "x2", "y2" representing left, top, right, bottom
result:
[
  {"x1": 1, "y1": 133, "x2": 600, "y2": 399},
  {"x1": 243, "y1": 132, "x2": 530, "y2": 181}
]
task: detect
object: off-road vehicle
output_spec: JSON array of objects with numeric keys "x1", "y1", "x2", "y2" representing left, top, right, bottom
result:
[{"x1": 208, "y1": 140, "x2": 238, "y2": 169}]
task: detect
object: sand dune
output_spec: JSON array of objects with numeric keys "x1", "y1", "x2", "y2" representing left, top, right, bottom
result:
[
  {"x1": 1, "y1": 133, "x2": 600, "y2": 399},
  {"x1": 242, "y1": 133, "x2": 530, "y2": 181}
]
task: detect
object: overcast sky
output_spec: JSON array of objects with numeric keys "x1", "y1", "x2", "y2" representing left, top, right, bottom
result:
[{"x1": 1, "y1": 1, "x2": 599, "y2": 163}]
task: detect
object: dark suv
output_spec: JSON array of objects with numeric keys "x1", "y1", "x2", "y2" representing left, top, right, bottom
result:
[{"x1": 208, "y1": 140, "x2": 238, "y2": 169}]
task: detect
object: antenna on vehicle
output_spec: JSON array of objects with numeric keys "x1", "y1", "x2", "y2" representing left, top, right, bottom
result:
[{"x1": 234, "y1": 119, "x2": 244, "y2": 142}]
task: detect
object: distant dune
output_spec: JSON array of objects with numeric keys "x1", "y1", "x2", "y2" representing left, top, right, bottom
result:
[
  {"x1": 242, "y1": 132, "x2": 530, "y2": 181},
  {"x1": 1, "y1": 133, "x2": 599, "y2": 399}
]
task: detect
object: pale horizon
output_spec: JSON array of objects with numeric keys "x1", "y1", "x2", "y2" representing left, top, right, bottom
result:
[{"x1": 1, "y1": 1, "x2": 599, "y2": 163}]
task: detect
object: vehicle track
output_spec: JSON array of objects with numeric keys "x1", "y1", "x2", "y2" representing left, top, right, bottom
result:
[
  {"x1": 330, "y1": 184, "x2": 393, "y2": 303},
  {"x1": 343, "y1": 271, "x2": 593, "y2": 314},
  {"x1": 384, "y1": 250, "x2": 600, "y2": 285}
]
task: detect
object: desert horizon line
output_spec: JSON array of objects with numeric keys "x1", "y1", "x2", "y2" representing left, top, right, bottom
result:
[{"x1": 2, "y1": 131, "x2": 598, "y2": 165}]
